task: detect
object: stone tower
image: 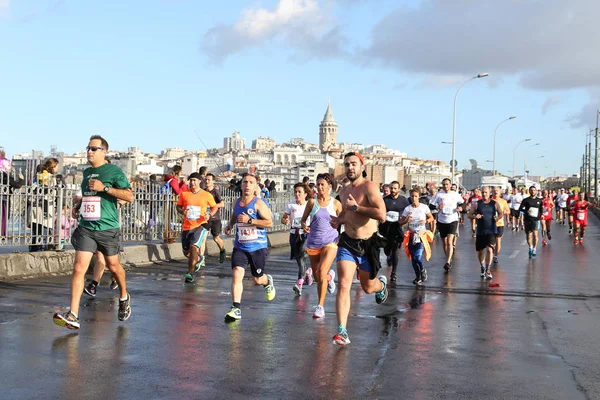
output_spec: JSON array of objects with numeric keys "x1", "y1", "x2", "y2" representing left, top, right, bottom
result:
[{"x1": 319, "y1": 100, "x2": 338, "y2": 152}]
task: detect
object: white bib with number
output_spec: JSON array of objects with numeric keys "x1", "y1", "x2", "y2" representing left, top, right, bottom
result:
[
  {"x1": 237, "y1": 223, "x2": 258, "y2": 242},
  {"x1": 81, "y1": 196, "x2": 101, "y2": 221},
  {"x1": 409, "y1": 220, "x2": 423, "y2": 232},
  {"x1": 442, "y1": 206, "x2": 454, "y2": 215},
  {"x1": 412, "y1": 232, "x2": 421, "y2": 244},
  {"x1": 186, "y1": 205, "x2": 201, "y2": 220},
  {"x1": 386, "y1": 211, "x2": 399, "y2": 222},
  {"x1": 292, "y1": 217, "x2": 302, "y2": 228},
  {"x1": 577, "y1": 211, "x2": 585, "y2": 221},
  {"x1": 528, "y1": 208, "x2": 539, "y2": 218},
  {"x1": 543, "y1": 209, "x2": 549, "y2": 217}
]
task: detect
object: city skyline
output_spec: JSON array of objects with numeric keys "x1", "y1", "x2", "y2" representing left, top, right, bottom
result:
[{"x1": 1, "y1": 1, "x2": 599, "y2": 176}]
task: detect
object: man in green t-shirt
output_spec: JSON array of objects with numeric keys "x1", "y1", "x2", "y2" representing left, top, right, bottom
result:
[{"x1": 53, "y1": 135, "x2": 134, "y2": 330}]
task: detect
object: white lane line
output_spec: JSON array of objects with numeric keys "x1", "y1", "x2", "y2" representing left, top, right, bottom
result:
[{"x1": 509, "y1": 250, "x2": 520, "y2": 259}]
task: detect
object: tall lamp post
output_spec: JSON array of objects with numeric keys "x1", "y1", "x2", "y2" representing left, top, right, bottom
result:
[
  {"x1": 524, "y1": 142, "x2": 542, "y2": 179},
  {"x1": 493, "y1": 115, "x2": 516, "y2": 176},
  {"x1": 512, "y1": 138, "x2": 531, "y2": 181},
  {"x1": 451, "y1": 73, "x2": 489, "y2": 183}
]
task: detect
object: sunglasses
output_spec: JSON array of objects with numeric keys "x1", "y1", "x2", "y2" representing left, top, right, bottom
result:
[{"x1": 86, "y1": 146, "x2": 105, "y2": 152}]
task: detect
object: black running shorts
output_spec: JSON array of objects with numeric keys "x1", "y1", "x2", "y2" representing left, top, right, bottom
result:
[
  {"x1": 206, "y1": 219, "x2": 222, "y2": 237},
  {"x1": 438, "y1": 221, "x2": 458, "y2": 238},
  {"x1": 475, "y1": 233, "x2": 496, "y2": 251},
  {"x1": 231, "y1": 247, "x2": 269, "y2": 278},
  {"x1": 72, "y1": 226, "x2": 120, "y2": 257}
]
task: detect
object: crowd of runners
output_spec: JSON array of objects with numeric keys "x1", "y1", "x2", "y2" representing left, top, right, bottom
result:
[{"x1": 52, "y1": 136, "x2": 593, "y2": 347}]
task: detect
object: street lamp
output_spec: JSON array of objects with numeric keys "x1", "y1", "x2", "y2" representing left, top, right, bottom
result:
[
  {"x1": 451, "y1": 72, "x2": 489, "y2": 183},
  {"x1": 524, "y1": 142, "x2": 542, "y2": 177},
  {"x1": 493, "y1": 115, "x2": 516, "y2": 176},
  {"x1": 512, "y1": 138, "x2": 531, "y2": 180}
]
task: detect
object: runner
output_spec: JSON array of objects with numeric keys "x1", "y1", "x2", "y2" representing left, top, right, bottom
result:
[
  {"x1": 541, "y1": 189, "x2": 554, "y2": 246},
  {"x1": 380, "y1": 180, "x2": 409, "y2": 283},
  {"x1": 427, "y1": 185, "x2": 438, "y2": 234},
  {"x1": 508, "y1": 187, "x2": 523, "y2": 231},
  {"x1": 176, "y1": 172, "x2": 217, "y2": 283},
  {"x1": 566, "y1": 189, "x2": 579, "y2": 235},
  {"x1": 573, "y1": 191, "x2": 590, "y2": 245},
  {"x1": 431, "y1": 178, "x2": 464, "y2": 271},
  {"x1": 300, "y1": 173, "x2": 342, "y2": 318},
  {"x1": 205, "y1": 173, "x2": 227, "y2": 263},
  {"x1": 519, "y1": 186, "x2": 543, "y2": 258},
  {"x1": 492, "y1": 186, "x2": 511, "y2": 263},
  {"x1": 467, "y1": 188, "x2": 482, "y2": 237},
  {"x1": 469, "y1": 186, "x2": 503, "y2": 279},
  {"x1": 399, "y1": 187, "x2": 434, "y2": 285},
  {"x1": 281, "y1": 182, "x2": 312, "y2": 296},
  {"x1": 503, "y1": 189, "x2": 512, "y2": 228},
  {"x1": 53, "y1": 135, "x2": 133, "y2": 330},
  {"x1": 331, "y1": 152, "x2": 387, "y2": 346},
  {"x1": 223, "y1": 173, "x2": 276, "y2": 321}
]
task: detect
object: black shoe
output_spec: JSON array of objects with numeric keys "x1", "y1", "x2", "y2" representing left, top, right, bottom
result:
[
  {"x1": 421, "y1": 269, "x2": 427, "y2": 282},
  {"x1": 219, "y1": 249, "x2": 226, "y2": 264},
  {"x1": 84, "y1": 282, "x2": 97, "y2": 298},
  {"x1": 443, "y1": 262, "x2": 452, "y2": 272},
  {"x1": 412, "y1": 276, "x2": 422, "y2": 285},
  {"x1": 118, "y1": 293, "x2": 131, "y2": 321},
  {"x1": 110, "y1": 279, "x2": 119, "y2": 290},
  {"x1": 390, "y1": 273, "x2": 397, "y2": 283}
]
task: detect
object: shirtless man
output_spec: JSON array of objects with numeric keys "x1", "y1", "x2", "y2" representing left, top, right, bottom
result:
[{"x1": 330, "y1": 152, "x2": 387, "y2": 346}]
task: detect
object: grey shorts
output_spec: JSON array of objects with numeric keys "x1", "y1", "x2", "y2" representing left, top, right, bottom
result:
[{"x1": 72, "y1": 226, "x2": 121, "y2": 257}]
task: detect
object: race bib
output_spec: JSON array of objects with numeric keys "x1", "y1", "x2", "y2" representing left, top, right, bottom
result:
[
  {"x1": 569, "y1": 200, "x2": 576, "y2": 206},
  {"x1": 81, "y1": 196, "x2": 101, "y2": 221},
  {"x1": 527, "y1": 208, "x2": 539, "y2": 218},
  {"x1": 558, "y1": 201, "x2": 566, "y2": 208},
  {"x1": 237, "y1": 223, "x2": 258, "y2": 242},
  {"x1": 442, "y1": 206, "x2": 454, "y2": 215},
  {"x1": 412, "y1": 232, "x2": 421, "y2": 244},
  {"x1": 409, "y1": 221, "x2": 423, "y2": 231},
  {"x1": 186, "y1": 205, "x2": 201, "y2": 220},
  {"x1": 386, "y1": 211, "x2": 399, "y2": 222},
  {"x1": 577, "y1": 211, "x2": 585, "y2": 221},
  {"x1": 543, "y1": 209, "x2": 549, "y2": 217},
  {"x1": 292, "y1": 217, "x2": 302, "y2": 228},
  {"x1": 471, "y1": 199, "x2": 478, "y2": 206}
]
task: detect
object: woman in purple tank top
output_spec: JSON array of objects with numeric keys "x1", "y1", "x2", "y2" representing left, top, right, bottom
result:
[{"x1": 300, "y1": 173, "x2": 342, "y2": 319}]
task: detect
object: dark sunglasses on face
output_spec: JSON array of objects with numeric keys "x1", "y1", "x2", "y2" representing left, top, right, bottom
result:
[{"x1": 86, "y1": 146, "x2": 104, "y2": 152}]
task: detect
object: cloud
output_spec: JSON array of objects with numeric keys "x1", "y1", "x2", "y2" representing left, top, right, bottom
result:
[
  {"x1": 202, "y1": 0, "x2": 348, "y2": 63},
  {"x1": 564, "y1": 90, "x2": 600, "y2": 129},
  {"x1": 542, "y1": 96, "x2": 561, "y2": 115},
  {"x1": 361, "y1": 0, "x2": 600, "y2": 91}
]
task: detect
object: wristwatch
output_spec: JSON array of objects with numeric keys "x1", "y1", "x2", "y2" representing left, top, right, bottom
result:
[
  {"x1": 351, "y1": 204, "x2": 359, "y2": 212},
  {"x1": 103, "y1": 185, "x2": 111, "y2": 193}
]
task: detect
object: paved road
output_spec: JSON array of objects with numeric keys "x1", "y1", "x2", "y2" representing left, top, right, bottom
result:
[{"x1": 2, "y1": 217, "x2": 600, "y2": 399}]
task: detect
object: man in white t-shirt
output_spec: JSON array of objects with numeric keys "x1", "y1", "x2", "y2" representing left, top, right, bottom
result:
[
  {"x1": 430, "y1": 178, "x2": 464, "y2": 271},
  {"x1": 556, "y1": 188, "x2": 568, "y2": 225},
  {"x1": 508, "y1": 188, "x2": 524, "y2": 231}
]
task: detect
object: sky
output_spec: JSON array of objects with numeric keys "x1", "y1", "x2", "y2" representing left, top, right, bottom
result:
[{"x1": 1, "y1": 0, "x2": 600, "y2": 177}]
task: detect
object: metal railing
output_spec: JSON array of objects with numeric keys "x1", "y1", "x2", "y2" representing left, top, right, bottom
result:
[{"x1": 1, "y1": 182, "x2": 291, "y2": 251}]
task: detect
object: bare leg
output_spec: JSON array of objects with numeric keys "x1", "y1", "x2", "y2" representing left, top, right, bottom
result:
[
  {"x1": 231, "y1": 266, "x2": 244, "y2": 303},
  {"x1": 70, "y1": 251, "x2": 95, "y2": 315},
  {"x1": 336, "y1": 260, "x2": 356, "y2": 329},
  {"x1": 92, "y1": 251, "x2": 106, "y2": 282},
  {"x1": 187, "y1": 246, "x2": 199, "y2": 274},
  {"x1": 358, "y1": 269, "x2": 384, "y2": 294},
  {"x1": 105, "y1": 254, "x2": 127, "y2": 300},
  {"x1": 315, "y1": 246, "x2": 337, "y2": 306}
]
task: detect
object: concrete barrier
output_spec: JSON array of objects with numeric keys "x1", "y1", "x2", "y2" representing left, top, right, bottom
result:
[{"x1": 0, "y1": 231, "x2": 292, "y2": 281}]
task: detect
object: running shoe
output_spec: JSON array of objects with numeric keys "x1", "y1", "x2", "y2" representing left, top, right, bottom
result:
[
  {"x1": 313, "y1": 305, "x2": 325, "y2": 319},
  {"x1": 194, "y1": 260, "x2": 202, "y2": 273},
  {"x1": 110, "y1": 278, "x2": 119, "y2": 290},
  {"x1": 486, "y1": 270, "x2": 493, "y2": 280},
  {"x1": 421, "y1": 269, "x2": 428, "y2": 282},
  {"x1": 225, "y1": 306, "x2": 241, "y2": 322},
  {"x1": 304, "y1": 268, "x2": 314, "y2": 286},
  {"x1": 185, "y1": 273, "x2": 194, "y2": 283},
  {"x1": 569, "y1": 228, "x2": 573, "y2": 235},
  {"x1": 472, "y1": 231, "x2": 476, "y2": 238},
  {"x1": 84, "y1": 282, "x2": 97, "y2": 298},
  {"x1": 390, "y1": 273, "x2": 397, "y2": 283},
  {"x1": 412, "y1": 276, "x2": 422, "y2": 285},
  {"x1": 53, "y1": 311, "x2": 80, "y2": 330},
  {"x1": 118, "y1": 293, "x2": 131, "y2": 322},
  {"x1": 327, "y1": 270, "x2": 336, "y2": 294},
  {"x1": 333, "y1": 326, "x2": 351, "y2": 346},
  {"x1": 219, "y1": 249, "x2": 226, "y2": 264},
  {"x1": 375, "y1": 276, "x2": 388, "y2": 304},
  {"x1": 542, "y1": 239, "x2": 547, "y2": 246},
  {"x1": 443, "y1": 262, "x2": 452, "y2": 272},
  {"x1": 580, "y1": 238, "x2": 584, "y2": 245},
  {"x1": 547, "y1": 232, "x2": 552, "y2": 241},
  {"x1": 265, "y1": 274, "x2": 276, "y2": 301},
  {"x1": 480, "y1": 265, "x2": 486, "y2": 277},
  {"x1": 573, "y1": 238, "x2": 579, "y2": 244},
  {"x1": 528, "y1": 249, "x2": 533, "y2": 259},
  {"x1": 532, "y1": 249, "x2": 537, "y2": 257},
  {"x1": 493, "y1": 256, "x2": 499, "y2": 264},
  {"x1": 293, "y1": 283, "x2": 302, "y2": 297}
]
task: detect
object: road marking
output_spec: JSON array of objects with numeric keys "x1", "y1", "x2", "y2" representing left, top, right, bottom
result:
[{"x1": 509, "y1": 250, "x2": 520, "y2": 259}]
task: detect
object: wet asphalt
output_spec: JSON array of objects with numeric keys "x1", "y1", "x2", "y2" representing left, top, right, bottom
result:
[{"x1": 1, "y1": 218, "x2": 600, "y2": 400}]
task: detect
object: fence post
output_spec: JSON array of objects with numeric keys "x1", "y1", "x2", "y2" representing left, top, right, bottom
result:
[{"x1": 56, "y1": 185, "x2": 64, "y2": 250}]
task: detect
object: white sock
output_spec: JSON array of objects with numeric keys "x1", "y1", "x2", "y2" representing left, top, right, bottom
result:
[{"x1": 119, "y1": 297, "x2": 127, "y2": 302}]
